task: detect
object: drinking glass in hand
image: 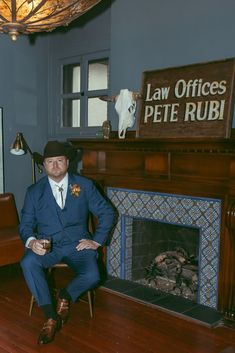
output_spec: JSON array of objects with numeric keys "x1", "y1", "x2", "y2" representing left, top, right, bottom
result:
[{"x1": 42, "y1": 239, "x2": 51, "y2": 253}]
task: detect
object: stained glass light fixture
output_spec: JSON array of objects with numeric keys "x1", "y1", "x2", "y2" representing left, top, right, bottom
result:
[{"x1": 0, "y1": 0, "x2": 101, "y2": 41}]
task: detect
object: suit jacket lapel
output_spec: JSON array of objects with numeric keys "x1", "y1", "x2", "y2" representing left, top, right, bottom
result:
[
  {"x1": 65, "y1": 174, "x2": 75, "y2": 208},
  {"x1": 40, "y1": 178, "x2": 61, "y2": 221}
]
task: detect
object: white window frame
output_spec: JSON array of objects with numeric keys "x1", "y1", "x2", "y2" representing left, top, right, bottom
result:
[{"x1": 56, "y1": 50, "x2": 110, "y2": 137}]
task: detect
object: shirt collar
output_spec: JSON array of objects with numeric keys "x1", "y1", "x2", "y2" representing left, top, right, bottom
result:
[{"x1": 48, "y1": 173, "x2": 68, "y2": 188}]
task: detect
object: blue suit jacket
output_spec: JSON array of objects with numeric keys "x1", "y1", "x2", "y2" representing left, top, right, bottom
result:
[{"x1": 19, "y1": 173, "x2": 115, "y2": 246}]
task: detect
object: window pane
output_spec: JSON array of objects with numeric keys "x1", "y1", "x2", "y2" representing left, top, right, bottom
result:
[
  {"x1": 88, "y1": 98, "x2": 107, "y2": 126},
  {"x1": 88, "y1": 59, "x2": 108, "y2": 91},
  {"x1": 63, "y1": 64, "x2": 80, "y2": 94},
  {"x1": 62, "y1": 98, "x2": 80, "y2": 127}
]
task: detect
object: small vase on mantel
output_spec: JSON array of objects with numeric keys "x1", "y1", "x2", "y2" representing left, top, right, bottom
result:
[{"x1": 102, "y1": 120, "x2": 112, "y2": 139}]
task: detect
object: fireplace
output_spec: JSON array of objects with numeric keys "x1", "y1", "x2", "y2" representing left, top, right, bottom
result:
[
  {"x1": 128, "y1": 218, "x2": 199, "y2": 301},
  {"x1": 107, "y1": 188, "x2": 221, "y2": 309},
  {"x1": 69, "y1": 134, "x2": 235, "y2": 320}
]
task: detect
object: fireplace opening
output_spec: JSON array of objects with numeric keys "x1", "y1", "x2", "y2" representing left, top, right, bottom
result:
[{"x1": 131, "y1": 218, "x2": 200, "y2": 302}]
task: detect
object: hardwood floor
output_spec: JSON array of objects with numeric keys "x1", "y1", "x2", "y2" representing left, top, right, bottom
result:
[{"x1": 0, "y1": 265, "x2": 234, "y2": 353}]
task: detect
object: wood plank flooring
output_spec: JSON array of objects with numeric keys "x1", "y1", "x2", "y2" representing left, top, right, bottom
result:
[{"x1": 0, "y1": 265, "x2": 234, "y2": 353}]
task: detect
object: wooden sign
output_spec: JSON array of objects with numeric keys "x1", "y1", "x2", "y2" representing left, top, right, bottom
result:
[{"x1": 136, "y1": 58, "x2": 235, "y2": 138}]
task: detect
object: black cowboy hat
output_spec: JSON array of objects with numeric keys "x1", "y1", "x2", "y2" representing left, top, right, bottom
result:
[{"x1": 34, "y1": 141, "x2": 77, "y2": 165}]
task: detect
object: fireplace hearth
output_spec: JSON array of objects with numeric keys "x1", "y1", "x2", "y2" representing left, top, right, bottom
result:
[{"x1": 102, "y1": 275, "x2": 223, "y2": 327}]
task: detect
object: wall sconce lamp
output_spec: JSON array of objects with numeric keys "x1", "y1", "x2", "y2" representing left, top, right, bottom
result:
[{"x1": 10, "y1": 132, "x2": 43, "y2": 184}]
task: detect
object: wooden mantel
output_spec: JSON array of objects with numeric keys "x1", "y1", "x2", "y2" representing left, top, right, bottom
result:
[{"x1": 69, "y1": 134, "x2": 235, "y2": 319}]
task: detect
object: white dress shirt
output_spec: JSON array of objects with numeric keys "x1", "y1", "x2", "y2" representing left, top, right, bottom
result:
[
  {"x1": 48, "y1": 174, "x2": 68, "y2": 209},
  {"x1": 25, "y1": 174, "x2": 68, "y2": 248}
]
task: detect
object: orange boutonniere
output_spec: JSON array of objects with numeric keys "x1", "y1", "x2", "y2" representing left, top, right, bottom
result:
[{"x1": 70, "y1": 184, "x2": 81, "y2": 197}]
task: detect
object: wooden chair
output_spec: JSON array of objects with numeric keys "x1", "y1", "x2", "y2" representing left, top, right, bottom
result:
[
  {"x1": 28, "y1": 264, "x2": 95, "y2": 318},
  {"x1": 29, "y1": 214, "x2": 97, "y2": 318}
]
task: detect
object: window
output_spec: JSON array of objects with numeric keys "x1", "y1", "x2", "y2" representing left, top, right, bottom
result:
[{"x1": 60, "y1": 54, "x2": 109, "y2": 131}]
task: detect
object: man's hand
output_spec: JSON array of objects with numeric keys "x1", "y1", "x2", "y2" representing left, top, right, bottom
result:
[
  {"x1": 76, "y1": 239, "x2": 100, "y2": 251},
  {"x1": 29, "y1": 239, "x2": 48, "y2": 256}
]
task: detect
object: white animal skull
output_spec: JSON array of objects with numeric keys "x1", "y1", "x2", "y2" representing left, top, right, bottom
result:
[{"x1": 115, "y1": 89, "x2": 137, "y2": 139}]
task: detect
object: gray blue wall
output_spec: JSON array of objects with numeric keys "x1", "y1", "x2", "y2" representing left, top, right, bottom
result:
[
  {"x1": 109, "y1": 0, "x2": 235, "y2": 130},
  {"x1": 1, "y1": 0, "x2": 235, "y2": 210},
  {"x1": 0, "y1": 35, "x2": 49, "y2": 209},
  {"x1": 47, "y1": 0, "x2": 111, "y2": 138}
]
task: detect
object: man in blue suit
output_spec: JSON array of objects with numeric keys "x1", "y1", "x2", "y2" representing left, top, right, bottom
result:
[{"x1": 19, "y1": 140, "x2": 115, "y2": 345}]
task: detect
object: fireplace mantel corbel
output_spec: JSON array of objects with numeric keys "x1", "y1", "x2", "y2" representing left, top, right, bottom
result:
[{"x1": 68, "y1": 132, "x2": 235, "y2": 319}]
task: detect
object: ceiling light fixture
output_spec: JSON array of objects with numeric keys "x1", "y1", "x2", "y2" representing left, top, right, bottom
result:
[{"x1": 0, "y1": 0, "x2": 101, "y2": 41}]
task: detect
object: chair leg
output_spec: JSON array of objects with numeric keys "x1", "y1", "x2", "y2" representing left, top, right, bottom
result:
[
  {"x1": 29, "y1": 291, "x2": 94, "y2": 318},
  {"x1": 29, "y1": 265, "x2": 95, "y2": 318},
  {"x1": 29, "y1": 295, "x2": 35, "y2": 316},
  {"x1": 87, "y1": 290, "x2": 94, "y2": 318},
  {"x1": 80, "y1": 290, "x2": 94, "y2": 318}
]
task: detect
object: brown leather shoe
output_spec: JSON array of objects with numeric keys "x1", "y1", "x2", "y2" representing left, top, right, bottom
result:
[
  {"x1": 37, "y1": 318, "x2": 61, "y2": 345},
  {"x1": 57, "y1": 298, "x2": 70, "y2": 324}
]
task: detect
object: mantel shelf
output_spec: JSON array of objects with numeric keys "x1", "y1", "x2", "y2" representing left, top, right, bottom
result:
[{"x1": 69, "y1": 135, "x2": 235, "y2": 154}]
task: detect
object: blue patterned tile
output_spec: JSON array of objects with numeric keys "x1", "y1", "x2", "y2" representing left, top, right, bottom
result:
[{"x1": 107, "y1": 188, "x2": 221, "y2": 309}]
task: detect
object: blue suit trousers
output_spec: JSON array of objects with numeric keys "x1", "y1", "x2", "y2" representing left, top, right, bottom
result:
[{"x1": 20, "y1": 241, "x2": 100, "y2": 306}]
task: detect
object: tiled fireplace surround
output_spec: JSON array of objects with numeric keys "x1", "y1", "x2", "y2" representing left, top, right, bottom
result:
[
  {"x1": 69, "y1": 136, "x2": 235, "y2": 322},
  {"x1": 106, "y1": 187, "x2": 221, "y2": 310}
]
